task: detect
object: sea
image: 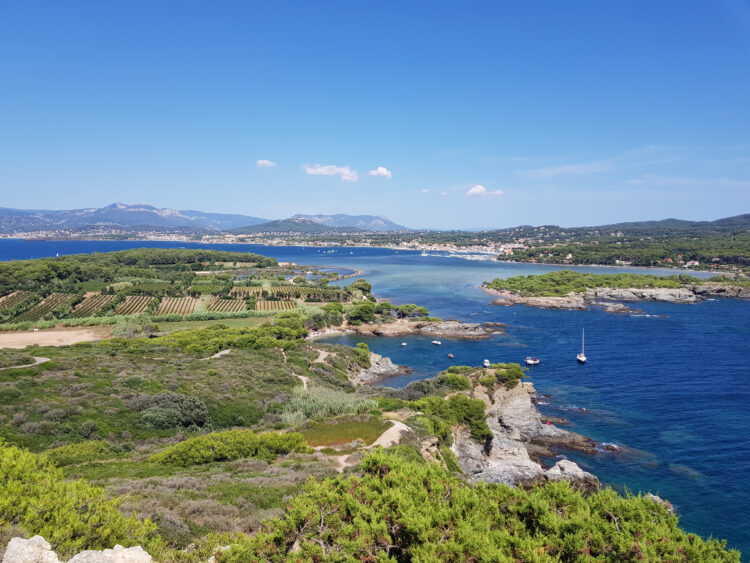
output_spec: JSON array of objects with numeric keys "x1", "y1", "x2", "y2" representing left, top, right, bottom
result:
[{"x1": 1, "y1": 238, "x2": 748, "y2": 556}]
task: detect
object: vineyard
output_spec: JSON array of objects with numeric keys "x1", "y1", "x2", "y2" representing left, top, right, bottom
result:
[
  {"x1": 230, "y1": 286, "x2": 263, "y2": 298},
  {"x1": 68, "y1": 294, "x2": 115, "y2": 318},
  {"x1": 157, "y1": 297, "x2": 199, "y2": 315},
  {"x1": 114, "y1": 296, "x2": 154, "y2": 315},
  {"x1": 0, "y1": 291, "x2": 35, "y2": 310},
  {"x1": 207, "y1": 297, "x2": 247, "y2": 313},
  {"x1": 12, "y1": 293, "x2": 75, "y2": 322},
  {"x1": 255, "y1": 300, "x2": 297, "y2": 311},
  {"x1": 189, "y1": 284, "x2": 228, "y2": 295},
  {"x1": 268, "y1": 286, "x2": 348, "y2": 301}
]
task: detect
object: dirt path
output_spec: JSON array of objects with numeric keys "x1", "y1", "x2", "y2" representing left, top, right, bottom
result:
[
  {"x1": 201, "y1": 349, "x2": 232, "y2": 360},
  {"x1": 297, "y1": 375, "x2": 310, "y2": 390},
  {"x1": 367, "y1": 421, "x2": 410, "y2": 449},
  {"x1": 0, "y1": 327, "x2": 110, "y2": 349},
  {"x1": 313, "y1": 349, "x2": 331, "y2": 363},
  {"x1": 325, "y1": 420, "x2": 412, "y2": 473},
  {"x1": 0, "y1": 356, "x2": 50, "y2": 371}
]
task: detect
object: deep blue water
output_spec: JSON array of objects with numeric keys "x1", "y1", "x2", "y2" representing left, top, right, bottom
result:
[{"x1": 1, "y1": 239, "x2": 748, "y2": 556}]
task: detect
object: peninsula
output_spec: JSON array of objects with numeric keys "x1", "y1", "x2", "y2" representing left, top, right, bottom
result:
[{"x1": 483, "y1": 270, "x2": 750, "y2": 312}]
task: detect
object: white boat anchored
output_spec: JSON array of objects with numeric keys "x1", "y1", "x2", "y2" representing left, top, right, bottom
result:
[
  {"x1": 576, "y1": 329, "x2": 587, "y2": 364},
  {"x1": 483, "y1": 359, "x2": 491, "y2": 368},
  {"x1": 431, "y1": 340, "x2": 442, "y2": 346},
  {"x1": 525, "y1": 357, "x2": 540, "y2": 366},
  {"x1": 401, "y1": 342, "x2": 407, "y2": 346}
]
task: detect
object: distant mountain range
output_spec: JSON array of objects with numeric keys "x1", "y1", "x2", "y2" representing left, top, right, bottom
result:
[
  {"x1": 0, "y1": 203, "x2": 409, "y2": 234},
  {"x1": 0, "y1": 203, "x2": 267, "y2": 232},
  {"x1": 292, "y1": 214, "x2": 408, "y2": 232},
  {"x1": 0, "y1": 202, "x2": 745, "y2": 237},
  {"x1": 231, "y1": 217, "x2": 364, "y2": 235}
]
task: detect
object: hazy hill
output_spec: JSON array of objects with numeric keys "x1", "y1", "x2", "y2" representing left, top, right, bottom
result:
[
  {"x1": 231, "y1": 217, "x2": 363, "y2": 234},
  {"x1": 292, "y1": 213, "x2": 408, "y2": 232},
  {"x1": 0, "y1": 203, "x2": 267, "y2": 232}
]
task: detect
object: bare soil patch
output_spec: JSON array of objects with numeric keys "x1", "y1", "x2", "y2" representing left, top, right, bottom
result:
[{"x1": 0, "y1": 327, "x2": 111, "y2": 349}]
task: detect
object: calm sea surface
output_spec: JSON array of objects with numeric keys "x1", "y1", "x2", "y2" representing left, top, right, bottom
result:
[{"x1": 1, "y1": 239, "x2": 748, "y2": 556}]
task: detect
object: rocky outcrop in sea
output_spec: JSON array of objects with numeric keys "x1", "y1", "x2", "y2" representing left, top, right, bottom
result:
[
  {"x1": 484, "y1": 283, "x2": 750, "y2": 312},
  {"x1": 349, "y1": 319, "x2": 502, "y2": 339},
  {"x1": 451, "y1": 381, "x2": 600, "y2": 492},
  {"x1": 351, "y1": 352, "x2": 410, "y2": 385}
]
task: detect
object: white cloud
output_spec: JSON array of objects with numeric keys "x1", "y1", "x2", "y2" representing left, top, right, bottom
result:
[
  {"x1": 302, "y1": 164, "x2": 359, "y2": 182},
  {"x1": 420, "y1": 188, "x2": 430, "y2": 193},
  {"x1": 467, "y1": 184, "x2": 503, "y2": 197},
  {"x1": 440, "y1": 191, "x2": 447, "y2": 196},
  {"x1": 368, "y1": 166, "x2": 393, "y2": 179},
  {"x1": 256, "y1": 159, "x2": 276, "y2": 168}
]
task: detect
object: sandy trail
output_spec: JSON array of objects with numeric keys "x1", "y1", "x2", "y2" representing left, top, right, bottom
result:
[
  {"x1": 0, "y1": 327, "x2": 110, "y2": 349},
  {"x1": 367, "y1": 421, "x2": 410, "y2": 449},
  {"x1": 297, "y1": 375, "x2": 310, "y2": 389},
  {"x1": 0, "y1": 356, "x2": 50, "y2": 371},
  {"x1": 314, "y1": 349, "x2": 331, "y2": 363},
  {"x1": 325, "y1": 420, "x2": 412, "y2": 473},
  {"x1": 202, "y1": 349, "x2": 232, "y2": 360}
]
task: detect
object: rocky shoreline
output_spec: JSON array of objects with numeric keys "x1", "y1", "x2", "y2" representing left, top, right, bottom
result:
[
  {"x1": 309, "y1": 318, "x2": 505, "y2": 340},
  {"x1": 483, "y1": 283, "x2": 750, "y2": 313},
  {"x1": 450, "y1": 379, "x2": 600, "y2": 492}
]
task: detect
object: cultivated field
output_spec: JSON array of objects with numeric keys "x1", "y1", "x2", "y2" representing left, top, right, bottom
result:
[
  {"x1": 12, "y1": 293, "x2": 75, "y2": 322},
  {"x1": 189, "y1": 284, "x2": 227, "y2": 294},
  {"x1": 157, "y1": 296, "x2": 199, "y2": 315},
  {"x1": 230, "y1": 286, "x2": 263, "y2": 297},
  {"x1": 114, "y1": 295, "x2": 154, "y2": 315},
  {"x1": 68, "y1": 294, "x2": 115, "y2": 318},
  {"x1": 256, "y1": 300, "x2": 297, "y2": 311},
  {"x1": 207, "y1": 297, "x2": 247, "y2": 313},
  {"x1": 0, "y1": 291, "x2": 35, "y2": 310}
]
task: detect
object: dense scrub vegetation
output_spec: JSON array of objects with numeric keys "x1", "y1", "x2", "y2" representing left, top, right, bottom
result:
[
  {"x1": 0, "y1": 248, "x2": 277, "y2": 292},
  {"x1": 485, "y1": 269, "x2": 708, "y2": 297},
  {"x1": 217, "y1": 450, "x2": 740, "y2": 562},
  {"x1": 0, "y1": 440, "x2": 161, "y2": 559},
  {"x1": 150, "y1": 430, "x2": 310, "y2": 466}
]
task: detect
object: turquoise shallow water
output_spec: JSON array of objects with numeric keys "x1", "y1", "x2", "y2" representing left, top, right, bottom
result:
[{"x1": 1, "y1": 239, "x2": 747, "y2": 556}]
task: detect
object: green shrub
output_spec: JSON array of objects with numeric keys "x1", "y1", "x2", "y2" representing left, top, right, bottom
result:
[
  {"x1": 354, "y1": 342, "x2": 371, "y2": 368},
  {"x1": 436, "y1": 372, "x2": 471, "y2": 390},
  {"x1": 42, "y1": 440, "x2": 112, "y2": 466},
  {"x1": 129, "y1": 392, "x2": 208, "y2": 429},
  {"x1": 0, "y1": 387, "x2": 21, "y2": 404},
  {"x1": 216, "y1": 451, "x2": 739, "y2": 562},
  {"x1": 409, "y1": 395, "x2": 492, "y2": 443},
  {"x1": 478, "y1": 374, "x2": 497, "y2": 387},
  {"x1": 150, "y1": 429, "x2": 311, "y2": 466},
  {"x1": 375, "y1": 397, "x2": 406, "y2": 411},
  {"x1": 495, "y1": 363, "x2": 526, "y2": 388},
  {"x1": 0, "y1": 440, "x2": 160, "y2": 559}
]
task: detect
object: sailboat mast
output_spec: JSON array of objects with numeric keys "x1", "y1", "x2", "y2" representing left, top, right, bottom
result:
[{"x1": 582, "y1": 328, "x2": 584, "y2": 355}]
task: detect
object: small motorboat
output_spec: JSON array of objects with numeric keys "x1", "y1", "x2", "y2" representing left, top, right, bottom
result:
[
  {"x1": 483, "y1": 359, "x2": 491, "y2": 368},
  {"x1": 448, "y1": 353, "x2": 454, "y2": 359},
  {"x1": 432, "y1": 340, "x2": 442, "y2": 346},
  {"x1": 525, "y1": 357, "x2": 540, "y2": 366},
  {"x1": 401, "y1": 342, "x2": 407, "y2": 346}
]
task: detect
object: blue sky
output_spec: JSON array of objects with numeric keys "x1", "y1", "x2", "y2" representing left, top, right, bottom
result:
[{"x1": 1, "y1": 1, "x2": 749, "y2": 229}]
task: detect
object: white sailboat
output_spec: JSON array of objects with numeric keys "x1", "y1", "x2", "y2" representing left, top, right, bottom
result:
[{"x1": 576, "y1": 329, "x2": 587, "y2": 363}]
